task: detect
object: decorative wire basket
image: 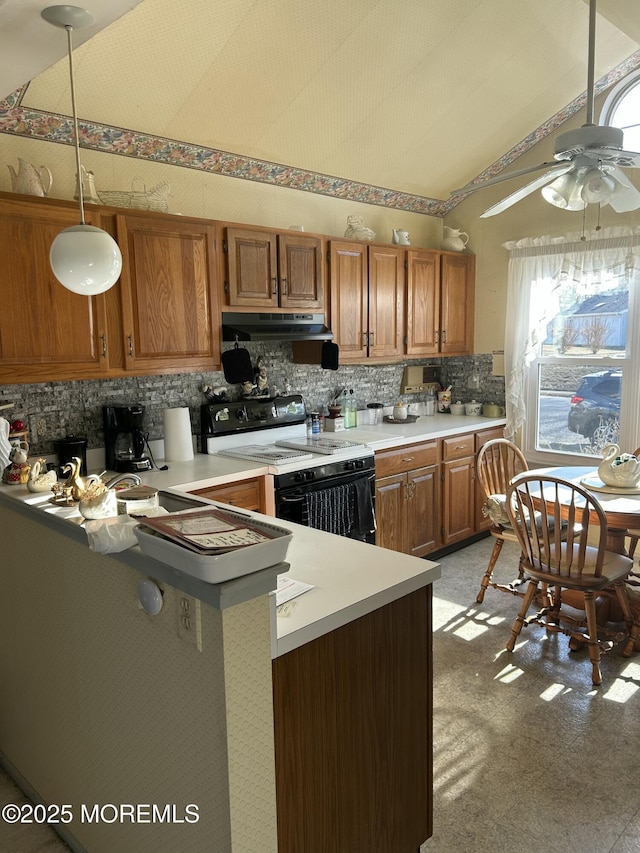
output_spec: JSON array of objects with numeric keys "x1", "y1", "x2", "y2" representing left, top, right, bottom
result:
[
  {"x1": 99, "y1": 178, "x2": 171, "y2": 212},
  {"x1": 344, "y1": 215, "x2": 375, "y2": 241}
]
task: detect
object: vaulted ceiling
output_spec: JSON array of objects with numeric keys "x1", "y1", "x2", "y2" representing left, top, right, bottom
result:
[{"x1": 1, "y1": 0, "x2": 639, "y2": 215}]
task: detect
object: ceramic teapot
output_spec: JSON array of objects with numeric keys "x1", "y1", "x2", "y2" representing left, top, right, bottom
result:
[
  {"x1": 392, "y1": 229, "x2": 410, "y2": 245},
  {"x1": 442, "y1": 226, "x2": 469, "y2": 252},
  {"x1": 597, "y1": 444, "x2": 640, "y2": 488},
  {"x1": 7, "y1": 158, "x2": 52, "y2": 197},
  {"x1": 2, "y1": 445, "x2": 30, "y2": 485}
]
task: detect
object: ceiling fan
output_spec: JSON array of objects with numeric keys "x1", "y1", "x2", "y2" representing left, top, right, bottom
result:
[{"x1": 449, "y1": 0, "x2": 640, "y2": 218}]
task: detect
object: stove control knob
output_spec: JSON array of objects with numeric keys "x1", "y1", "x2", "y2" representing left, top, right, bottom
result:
[
  {"x1": 355, "y1": 458, "x2": 365, "y2": 469},
  {"x1": 305, "y1": 470, "x2": 315, "y2": 481},
  {"x1": 294, "y1": 471, "x2": 306, "y2": 482},
  {"x1": 344, "y1": 460, "x2": 356, "y2": 471}
]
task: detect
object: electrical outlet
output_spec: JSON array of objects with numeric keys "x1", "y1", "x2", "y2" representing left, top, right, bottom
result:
[
  {"x1": 177, "y1": 594, "x2": 202, "y2": 651},
  {"x1": 36, "y1": 418, "x2": 47, "y2": 434}
]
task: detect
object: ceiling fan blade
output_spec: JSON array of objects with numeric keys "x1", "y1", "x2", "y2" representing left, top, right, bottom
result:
[
  {"x1": 449, "y1": 161, "x2": 567, "y2": 198},
  {"x1": 607, "y1": 167, "x2": 640, "y2": 212},
  {"x1": 479, "y1": 165, "x2": 574, "y2": 218}
]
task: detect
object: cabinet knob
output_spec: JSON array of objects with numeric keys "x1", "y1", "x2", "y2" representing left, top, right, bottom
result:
[
  {"x1": 100, "y1": 334, "x2": 107, "y2": 358},
  {"x1": 128, "y1": 334, "x2": 133, "y2": 357},
  {"x1": 402, "y1": 457, "x2": 414, "y2": 463},
  {"x1": 272, "y1": 277, "x2": 277, "y2": 295},
  {"x1": 281, "y1": 277, "x2": 287, "y2": 295}
]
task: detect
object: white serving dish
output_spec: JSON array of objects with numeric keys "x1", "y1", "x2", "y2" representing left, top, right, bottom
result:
[{"x1": 133, "y1": 512, "x2": 293, "y2": 583}]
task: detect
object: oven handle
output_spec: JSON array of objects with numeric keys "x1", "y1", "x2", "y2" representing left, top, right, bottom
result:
[{"x1": 278, "y1": 471, "x2": 375, "y2": 503}]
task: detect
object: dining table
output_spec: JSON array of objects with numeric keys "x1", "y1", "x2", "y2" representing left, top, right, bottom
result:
[
  {"x1": 518, "y1": 464, "x2": 640, "y2": 632},
  {"x1": 529, "y1": 465, "x2": 640, "y2": 556}
]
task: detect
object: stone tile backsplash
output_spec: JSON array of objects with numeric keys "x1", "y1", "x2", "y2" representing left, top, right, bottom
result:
[{"x1": 0, "y1": 349, "x2": 503, "y2": 456}]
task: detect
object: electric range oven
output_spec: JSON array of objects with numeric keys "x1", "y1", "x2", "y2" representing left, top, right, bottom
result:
[{"x1": 201, "y1": 395, "x2": 376, "y2": 544}]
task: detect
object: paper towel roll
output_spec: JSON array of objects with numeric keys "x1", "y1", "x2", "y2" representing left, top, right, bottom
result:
[{"x1": 163, "y1": 407, "x2": 194, "y2": 462}]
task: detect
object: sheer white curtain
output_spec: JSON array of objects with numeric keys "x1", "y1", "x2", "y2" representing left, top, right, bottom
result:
[{"x1": 503, "y1": 227, "x2": 640, "y2": 441}]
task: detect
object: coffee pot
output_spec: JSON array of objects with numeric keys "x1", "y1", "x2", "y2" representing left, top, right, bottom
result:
[
  {"x1": 7, "y1": 158, "x2": 53, "y2": 197},
  {"x1": 442, "y1": 226, "x2": 469, "y2": 252}
]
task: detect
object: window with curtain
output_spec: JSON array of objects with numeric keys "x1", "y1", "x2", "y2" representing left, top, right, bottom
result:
[{"x1": 503, "y1": 229, "x2": 640, "y2": 467}]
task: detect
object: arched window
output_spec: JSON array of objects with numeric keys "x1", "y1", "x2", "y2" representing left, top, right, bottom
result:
[{"x1": 600, "y1": 70, "x2": 640, "y2": 152}]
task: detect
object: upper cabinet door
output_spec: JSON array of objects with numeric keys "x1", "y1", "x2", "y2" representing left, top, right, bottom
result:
[
  {"x1": 440, "y1": 253, "x2": 475, "y2": 355},
  {"x1": 116, "y1": 214, "x2": 219, "y2": 373},
  {"x1": 368, "y1": 246, "x2": 404, "y2": 360},
  {"x1": 278, "y1": 234, "x2": 323, "y2": 308},
  {"x1": 406, "y1": 250, "x2": 440, "y2": 357},
  {"x1": 225, "y1": 227, "x2": 278, "y2": 307},
  {"x1": 329, "y1": 241, "x2": 368, "y2": 361},
  {"x1": 0, "y1": 197, "x2": 107, "y2": 383}
]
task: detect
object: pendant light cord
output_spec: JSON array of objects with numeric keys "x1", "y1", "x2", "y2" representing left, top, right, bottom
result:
[{"x1": 65, "y1": 23, "x2": 85, "y2": 224}]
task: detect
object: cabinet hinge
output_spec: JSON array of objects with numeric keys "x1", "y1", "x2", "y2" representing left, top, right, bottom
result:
[
  {"x1": 403, "y1": 335, "x2": 408, "y2": 346},
  {"x1": 222, "y1": 240, "x2": 228, "y2": 253},
  {"x1": 224, "y1": 280, "x2": 229, "y2": 293},
  {"x1": 326, "y1": 249, "x2": 331, "y2": 264},
  {"x1": 404, "y1": 258, "x2": 408, "y2": 269}
]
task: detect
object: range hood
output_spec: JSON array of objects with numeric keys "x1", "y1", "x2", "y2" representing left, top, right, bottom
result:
[{"x1": 222, "y1": 312, "x2": 333, "y2": 342}]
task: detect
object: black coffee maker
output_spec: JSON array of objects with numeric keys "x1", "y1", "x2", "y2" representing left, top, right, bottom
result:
[{"x1": 103, "y1": 404, "x2": 153, "y2": 473}]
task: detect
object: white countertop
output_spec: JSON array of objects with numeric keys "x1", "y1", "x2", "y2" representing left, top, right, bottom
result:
[
  {"x1": 1, "y1": 414, "x2": 504, "y2": 655},
  {"x1": 127, "y1": 412, "x2": 507, "y2": 487}
]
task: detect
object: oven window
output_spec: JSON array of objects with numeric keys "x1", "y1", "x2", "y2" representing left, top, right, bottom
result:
[{"x1": 275, "y1": 472, "x2": 376, "y2": 543}]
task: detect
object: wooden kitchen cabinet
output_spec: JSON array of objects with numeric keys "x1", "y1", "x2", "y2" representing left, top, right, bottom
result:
[
  {"x1": 116, "y1": 213, "x2": 220, "y2": 373},
  {"x1": 223, "y1": 226, "x2": 323, "y2": 309},
  {"x1": 329, "y1": 241, "x2": 404, "y2": 362},
  {"x1": 406, "y1": 249, "x2": 475, "y2": 357},
  {"x1": 376, "y1": 426, "x2": 506, "y2": 558},
  {"x1": 0, "y1": 194, "x2": 110, "y2": 383},
  {"x1": 441, "y1": 432, "x2": 476, "y2": 547},
  {"x1": 273, "y1": 586, "x2": 432, "y2": 853},
  {"x1": 189, "y1": 477, "x2": 266, "y2": 512},
  {"x1": 375, "y1": 440, "x2": 439, "y2": 557}
]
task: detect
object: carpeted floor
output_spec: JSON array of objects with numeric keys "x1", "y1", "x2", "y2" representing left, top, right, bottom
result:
[{"x1": 2, "y1": 536, "x2": 640, "y2": 852}]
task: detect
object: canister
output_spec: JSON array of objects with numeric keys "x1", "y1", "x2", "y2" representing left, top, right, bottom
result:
[{"x1": 366, "y1": 403, "x2": 383, "y2": 425}]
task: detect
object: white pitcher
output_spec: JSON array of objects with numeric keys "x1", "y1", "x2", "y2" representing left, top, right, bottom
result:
[
  {"x1": 442, "y1": 226, "x2": 469, "y2": 252},
  {"x1": 7, "y1": 158, "x2": 53, "y2": 197},
  {"x1": 392, "y1": 229, "x2": 410, "y2": 245}
]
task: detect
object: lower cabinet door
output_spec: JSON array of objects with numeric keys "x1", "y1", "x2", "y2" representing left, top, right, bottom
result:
[
  {"x1": 375, "y1": 473, "x2": 406, "y2": 551},
  {"x1": 407, "y1": 464, "x2": 439, "y2": 557},
  {"x1": 442, "y1": 456, "x2": 475, "y2": 545}
]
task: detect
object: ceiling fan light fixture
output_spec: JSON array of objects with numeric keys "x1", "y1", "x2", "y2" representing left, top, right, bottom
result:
[
  {"x1": 580, "y1": 167, "x2": 615, "y2": 204},
  {"x1": 42, "y1": 5, "x2": 122, "y2": 296},
  {"x1": 541, "y1": 172, "x2": 581, "y2": 209}
]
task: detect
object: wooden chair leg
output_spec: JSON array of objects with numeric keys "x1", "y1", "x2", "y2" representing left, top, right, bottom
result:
[
  {"x1": 506, "y1": 580, "x2": 538, "y2": 652},
  {"x1": 476, "y1": 537, "x2": 504, "y2": 603},
  {"x1": 583, "y1": 591, "x2": 602, "y2": 686},
  {"x1": 611, "y1": 580, "x2": 640, "y2": 658}
]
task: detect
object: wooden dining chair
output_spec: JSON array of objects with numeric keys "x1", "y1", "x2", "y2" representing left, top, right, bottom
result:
[
  {"x1": 505, "y1": 474, "x2": 640, "y2": 686},
  {"x1": 475, "y1": 438, "x2": 529, "y2": 604}
]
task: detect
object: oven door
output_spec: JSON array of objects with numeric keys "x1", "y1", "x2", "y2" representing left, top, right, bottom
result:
[{"x1": 275, "y1": 469, "x2": 376, "y2": 544}]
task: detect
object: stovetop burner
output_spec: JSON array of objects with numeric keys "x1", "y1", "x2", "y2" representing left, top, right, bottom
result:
[
  {"x1": 275, "y1": 437, "x2": 365, "y2": 455},
  {"x1": 217, "y1": 445, "x2": 314, "y2": 464}
]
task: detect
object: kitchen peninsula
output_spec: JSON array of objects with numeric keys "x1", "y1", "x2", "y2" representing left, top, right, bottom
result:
[{"x1": 0, "y1": 435, "x2": 443, "y2": 853}]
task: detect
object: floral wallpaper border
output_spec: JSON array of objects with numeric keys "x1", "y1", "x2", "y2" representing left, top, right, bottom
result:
[{"x1": 1, "y1": 51, "x2": 639, "y2": 217}]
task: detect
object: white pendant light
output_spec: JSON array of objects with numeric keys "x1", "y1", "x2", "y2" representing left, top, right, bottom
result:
[{"x1": 41, "y1": 5, "x2": 122, "y2": 296}]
